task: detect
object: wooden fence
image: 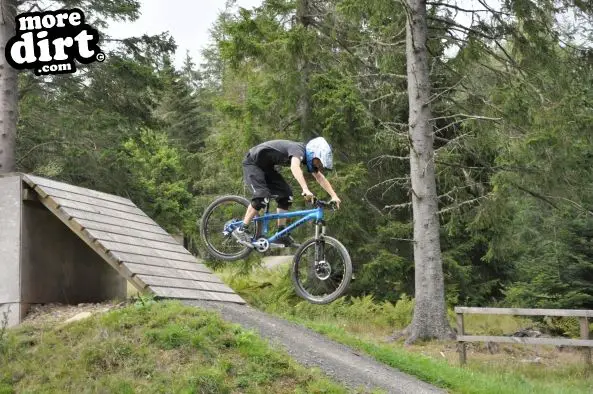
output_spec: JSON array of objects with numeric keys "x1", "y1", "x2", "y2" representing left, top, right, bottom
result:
[{"x1": 455, "y1": 307, "x2": 593, "y2": 365}]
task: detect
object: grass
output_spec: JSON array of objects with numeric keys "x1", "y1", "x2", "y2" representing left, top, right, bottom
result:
[
  {"x1": 300, "y1": 320, "x2": 593, "y2": 394},
  {"x1": 218, "y1": 264, "x2": 593, "y2": 394},
  {"x1": 0, "y1": 299, "x2": 369, "y2": 394}
]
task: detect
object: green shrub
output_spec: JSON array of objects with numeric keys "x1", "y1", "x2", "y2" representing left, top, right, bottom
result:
[
  {"x1": 542, "y1": 316, "x2": 582, "y2": 338},
  {"x1": 381, "y1": 294, "x2": 415, "y2": 329}
]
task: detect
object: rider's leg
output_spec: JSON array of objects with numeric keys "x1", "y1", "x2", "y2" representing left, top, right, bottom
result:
[
  {"x1": 264, "y1": 169, "x2": 293, "y2": 228},
  {"x1": 266, "y1": 171, "x2": 296, "y2": 246},
  {"x1": 242, "y1": 156, "x2": 270, "y2": 224},
  {"x1": 242, "y1": 203, "x2": 259, "y2": 226},
  {"x1": 244, "y1": 197, "x2": 267, "y2": 225},
  {"x1": 276, "y1": 196, "x2": 297, "y2": 246},
  {"x1": 276, "y1": 196, "x2": 293, "y2": 227},
  {"x1": 236, "y1": 156, "x2": 270, "y2": 243},
  {"x1": 234, "y1": 197, "x2": 267, "y2": 246}
]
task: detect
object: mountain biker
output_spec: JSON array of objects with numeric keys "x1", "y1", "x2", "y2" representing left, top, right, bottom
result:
[{"x1": 233, "y1": 136, "x2": 341, "y2": 247}]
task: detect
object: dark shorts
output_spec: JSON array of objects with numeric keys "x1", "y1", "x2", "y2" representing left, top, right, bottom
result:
[{"x1": 243, "y1": 154, "x2": 292, "y2": 200}]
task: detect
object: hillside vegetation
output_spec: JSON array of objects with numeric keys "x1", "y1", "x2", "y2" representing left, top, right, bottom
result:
[
  {"x1": 0, "y1": 300, "x2": 356, "y2": 394},
  {"x1": 219, "y1": 265, "x2": 593, "y2": 394}
]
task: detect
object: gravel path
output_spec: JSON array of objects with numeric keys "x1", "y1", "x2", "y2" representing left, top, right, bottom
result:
[
  {"x1": 261, "y1": 255, "x2": 293, "y2": 269},
  {"x1": 184, "y1": 300, "x2": 445, "y2": 394}
]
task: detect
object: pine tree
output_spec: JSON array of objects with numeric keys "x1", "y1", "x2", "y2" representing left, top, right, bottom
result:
[
  {"x1": 403, "y1": 0, "x2": 454, "y2": 342},
  {"x1": 0, "y1": 0, "x2": 18, "y2": 173}
]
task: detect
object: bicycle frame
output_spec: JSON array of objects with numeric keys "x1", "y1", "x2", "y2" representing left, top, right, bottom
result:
[
  {"x1": 253, "y1": 206, "x2": 323, "y2": 243},
  {"x1": 204, "y1": 195, "x2": 352, "y2": 304}
]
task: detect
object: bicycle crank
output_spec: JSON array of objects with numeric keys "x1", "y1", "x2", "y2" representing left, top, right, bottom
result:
[{"x1": 253, "y1": 238, "x2": 270, "y2": 252}]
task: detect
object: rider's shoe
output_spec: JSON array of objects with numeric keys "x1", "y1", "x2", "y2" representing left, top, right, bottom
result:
[
  {"x1": 223, "y1": 219, "x2": 238, "y2": 235},
  {"x1": 232, "y1": 226, "x2": 254, "y2": 248}
]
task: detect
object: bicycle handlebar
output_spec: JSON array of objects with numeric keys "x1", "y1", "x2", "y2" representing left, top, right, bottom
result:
[{"x1": 302, "y1": 194, "x2": 337, "y2": 210}]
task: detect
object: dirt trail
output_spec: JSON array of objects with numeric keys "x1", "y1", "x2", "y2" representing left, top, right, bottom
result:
[{"x1": 185, "y1": 300, "x2": 445, "y2": 394}]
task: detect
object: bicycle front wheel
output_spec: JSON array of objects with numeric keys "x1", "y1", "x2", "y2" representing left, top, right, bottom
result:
[{"x1": 291, "y1": 236, "x2": 352, "y2": 304}]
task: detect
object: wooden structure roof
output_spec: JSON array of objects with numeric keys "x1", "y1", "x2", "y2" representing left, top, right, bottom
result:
[{"x1": 22, "y1": 174, "x2": 244, "y2": 304}]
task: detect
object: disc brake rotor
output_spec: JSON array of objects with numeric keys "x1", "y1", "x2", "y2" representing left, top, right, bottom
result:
[{"x1": 315, "y1": 260, "x2": 331, "y2": 280}]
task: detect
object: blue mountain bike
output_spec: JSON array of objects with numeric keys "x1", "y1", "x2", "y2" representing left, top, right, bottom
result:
[{"x1": 200, "y1": 195, "x2": 352, "y2": 304}]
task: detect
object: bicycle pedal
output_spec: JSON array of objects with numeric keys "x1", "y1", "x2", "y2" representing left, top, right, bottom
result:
[{"x1": 231, "y1": 233, "x2": 255, "y2": 248}]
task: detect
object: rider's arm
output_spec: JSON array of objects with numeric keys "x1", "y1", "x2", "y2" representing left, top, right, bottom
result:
[
  {"x1": 312, "y1": 171, "x2": 339, "y2": 200},
  {"x1": 290, "y1": 156, "x2": 312, "y2": 194}
]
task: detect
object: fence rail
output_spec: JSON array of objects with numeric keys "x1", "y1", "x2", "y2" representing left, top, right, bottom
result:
[{"x1": 455, "y1": 307, "x2": 593, "y2": 365}]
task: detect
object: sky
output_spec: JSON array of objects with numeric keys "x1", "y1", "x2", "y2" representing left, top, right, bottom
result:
[
  {"x1": 105, "y1": 0, "x2": 587, "y2": 69},
  {"x1": 107, "y1": 0, "x2": 263, "y2": 68}
]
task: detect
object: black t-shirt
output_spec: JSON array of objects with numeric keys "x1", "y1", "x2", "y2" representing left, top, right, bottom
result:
[{"x1": 249, "y1": 140, "x2": 307, "y2": 169}]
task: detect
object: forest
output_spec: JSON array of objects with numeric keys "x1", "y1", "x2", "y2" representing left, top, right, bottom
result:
[{"x1": 2, "y1": 0, "x2": 593, "y2": 336}]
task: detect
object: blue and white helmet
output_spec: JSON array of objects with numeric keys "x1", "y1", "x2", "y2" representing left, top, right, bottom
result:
[{"x1": 305, "y1": 137, "x2": 333, "y2": 172}]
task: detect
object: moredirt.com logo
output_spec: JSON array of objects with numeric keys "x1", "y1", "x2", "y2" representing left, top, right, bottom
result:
[{"x1": 5, "y1": 8, "x2": 105, "y2": 76}]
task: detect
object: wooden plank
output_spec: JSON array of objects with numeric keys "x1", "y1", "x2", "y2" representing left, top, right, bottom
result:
[
  {"x1": 581, "y1": 317, "x2": 591, "y2": 365},
  {"x1": 60, "y1": 207, "x2": 167, "y2": 235},
  {"x1": 101, "y1": 241, "x2": 196, "y2": 263},
  {"x1": 22, "y1": 187, "x2": 39, "y2": 201},
  {"x1": 457, "y1": 335, "x2": 593, "y2": 347},
  {"x1": 110, "y1": 251, "x2": 211, "y2": 273},
  {"x1": 215, "y1": 292, "x2": 245, "y2": 303},
  {"x1": 136, "y1": 275, "x2": 236, "y2": 294},
  {"x1": 150, "y1": 286, "x2": 245, "y2": 303},
  {"x1": 33, "y1": 186, "x2": 142, "y2": 214},
  {"x1": 77, "y1": 219, "x2": 179, "y2": 244},
  {"x1": 457, "y1": 313, "x2": 466, "y2": 365},
  {"x1": 85, "y1": 229, "x2": 190, "y2": 255},
  {"x1": 123, "y1": 262, "x2": 224, "y2": 284},
  {"x1": 454, "y1": 307, "x2": 593, "y2": 318},
  {"x1": 24, "y1": 174, "x2": 134, "y2": 206},
  {"x1": 53, "y1": 197, "x2": 155, "y2": 225},
  {"x1": 107, "y1": 260, "x2": 153, "y2": 292}
]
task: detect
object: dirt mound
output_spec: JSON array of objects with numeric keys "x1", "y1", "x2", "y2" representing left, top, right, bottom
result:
[{"x1": 20, "y1": 300, "x2": 127, "y2": 327}]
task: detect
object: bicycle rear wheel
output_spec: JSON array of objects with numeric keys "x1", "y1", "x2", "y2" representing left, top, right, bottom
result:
[
  {"x1": 200, "y1": 195, "x2": 256, "y2": 261},
  {"x1": 291, "y1": 236, "x2": 352, "y2": 304}
]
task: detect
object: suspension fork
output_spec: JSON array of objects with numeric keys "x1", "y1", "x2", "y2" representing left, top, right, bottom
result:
[{"x1": 314, "y1": 220, "x2": 326, "y2": 262}]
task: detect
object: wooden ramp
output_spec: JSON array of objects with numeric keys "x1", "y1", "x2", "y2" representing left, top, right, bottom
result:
[{"x1": 22, "y1": 174, "x2": 245, "y2": 304}]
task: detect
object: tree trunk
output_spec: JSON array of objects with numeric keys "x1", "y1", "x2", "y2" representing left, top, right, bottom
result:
[
  {"x1": 404, "y1": 0, "x2": 453, "y2": 343},
  {"x1": 0, "y1": 0, "x2": 18, "y2": 174},
  {"x1": 296, "y1": 0, "x2": 312, "y2": 140}
]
